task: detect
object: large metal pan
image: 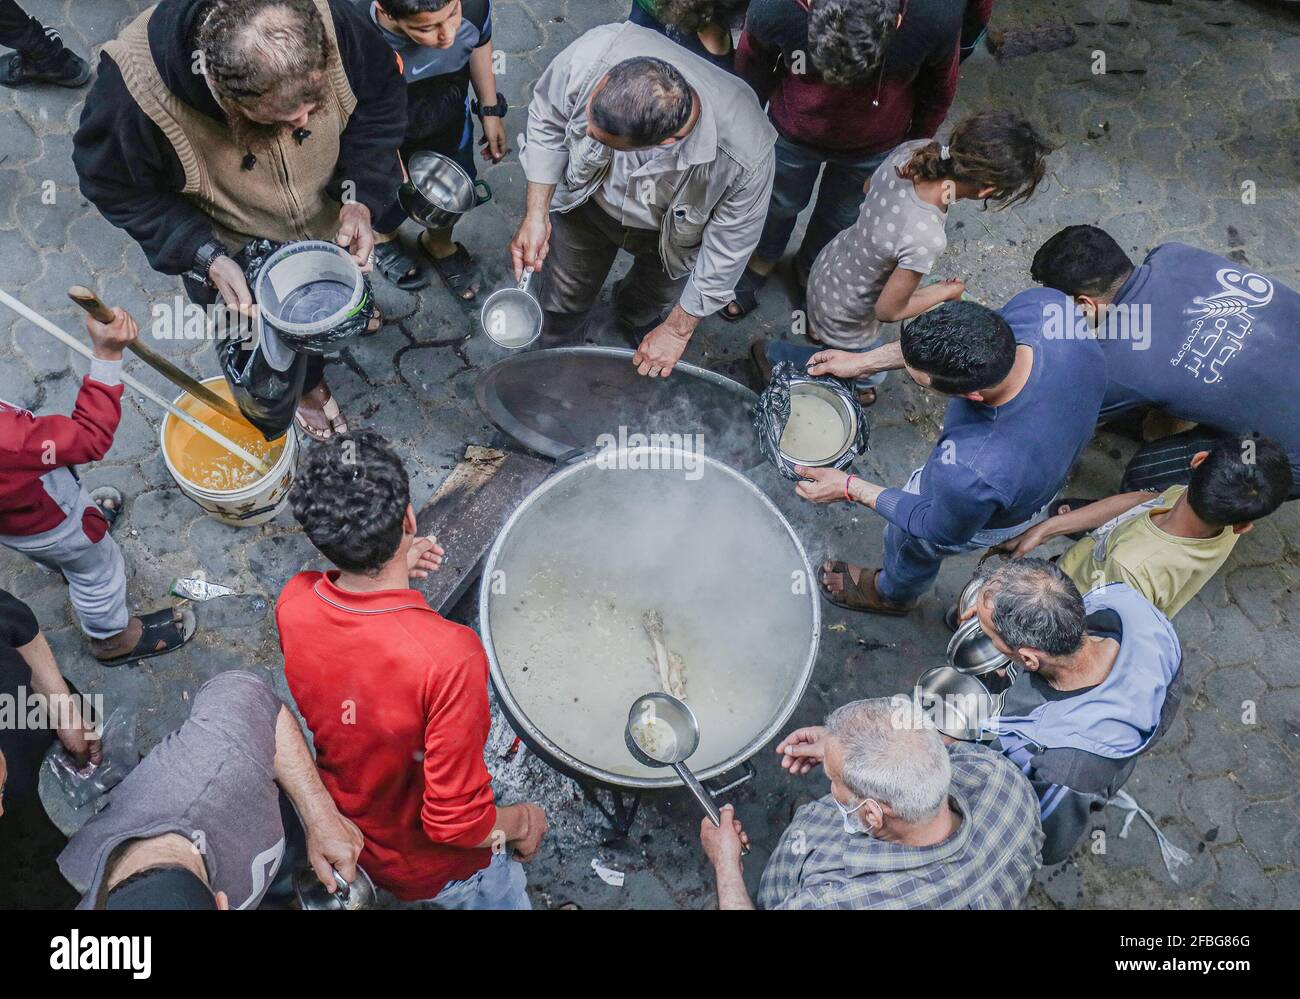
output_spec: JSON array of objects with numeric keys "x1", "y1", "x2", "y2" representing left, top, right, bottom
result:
[{"x1": 478, "y1": 444, "x2": 820, "y2": 790}]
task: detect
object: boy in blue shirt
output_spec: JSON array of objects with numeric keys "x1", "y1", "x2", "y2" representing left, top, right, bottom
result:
[{"x1": 365, "y1": 0, "x2": 509, "y2": 301}]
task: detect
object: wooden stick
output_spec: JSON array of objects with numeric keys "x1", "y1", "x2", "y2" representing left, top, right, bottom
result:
[
  {"x1": 67, "y1": 285, "x2": 249, "y2": 426},
  {"x1": 0, "y1": 288, "x2": 273, "y2": 477}
]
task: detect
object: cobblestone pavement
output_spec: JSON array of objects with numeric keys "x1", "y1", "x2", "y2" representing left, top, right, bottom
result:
[{"x1": 2, "y1": 0, "x2": 1298, "y2": 910}]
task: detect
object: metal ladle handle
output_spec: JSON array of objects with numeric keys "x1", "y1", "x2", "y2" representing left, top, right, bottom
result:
[
  {"x1": 516, "y1": 267, "x2": 533, "y2": 293},
  {"x1": 673, "y1": 761, "x2": 721, "y2": 826}
]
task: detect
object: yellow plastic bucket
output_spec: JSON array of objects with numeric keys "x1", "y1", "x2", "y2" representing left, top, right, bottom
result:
[{"x1": 159, "y1": 377, "x2": 297, "y2": 527}]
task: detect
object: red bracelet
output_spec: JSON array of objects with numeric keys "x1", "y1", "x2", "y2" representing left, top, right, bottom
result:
[{"x1": 844, "y1": 474, "x2": 856, "y2": 502}]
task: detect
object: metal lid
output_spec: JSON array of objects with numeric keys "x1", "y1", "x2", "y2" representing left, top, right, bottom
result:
[{"x1": 474, "y1": 346, "x2": 763, "y2": 471}]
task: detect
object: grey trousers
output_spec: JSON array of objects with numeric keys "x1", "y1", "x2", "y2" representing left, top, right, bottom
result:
[
  {"x1": 539, "y1": 199, "x2": 686, "y2": 345},
  {"x1": 1, "y1": 489, "x2": 129, "y2": 639}
]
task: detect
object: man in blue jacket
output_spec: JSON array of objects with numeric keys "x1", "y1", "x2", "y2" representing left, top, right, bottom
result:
[
  {"x1": 794, "y1": 295, "x2": 1107, "y2": 614},
  {"x1": 1031, "y1": 225, "x2": 1300, "y2": 498},
  {"x1": 964, "y1": 558, "x2": 1182, "y2": 864}
]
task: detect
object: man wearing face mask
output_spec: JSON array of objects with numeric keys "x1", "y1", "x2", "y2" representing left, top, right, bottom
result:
[
  {"x1": 698, "y1": 696, "x2": 1042, "y2": 909},
  {"x1": 964, "y1": 558, "x2": 1183, "y2": 865},
  {"x1": 73, "y1": 0, "x2": 407, "y2": 442}
]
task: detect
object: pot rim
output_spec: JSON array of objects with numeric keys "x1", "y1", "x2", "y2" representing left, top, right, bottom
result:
[{"x1": 478, "y1": 444, "x2": 821, "y2": 790}]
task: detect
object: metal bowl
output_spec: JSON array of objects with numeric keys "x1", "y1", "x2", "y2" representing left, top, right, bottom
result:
[
  {"x1": 946, "y1": 617, "x2": 1012, "y2": 676},
  {"x1": 776, "y1": 379, "x2": 859, "y2": 469},
  {"x1": 293, "y1": 866, "x2": 377, "y2": 911},
  {"x1": 914, "y1": 666, "x2": 1000, "y2": 741},
  {"x1": 399, "y1": 151, "x2": 477, "y2": 229}
]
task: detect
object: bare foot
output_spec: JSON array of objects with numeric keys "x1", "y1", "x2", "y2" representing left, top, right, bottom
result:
[
  {"x1": 821, "y1": 560, "x2": 865, "y2": 595},
  {"x1": 89, "y1": 617, "x2": 143, "y2": 660}
]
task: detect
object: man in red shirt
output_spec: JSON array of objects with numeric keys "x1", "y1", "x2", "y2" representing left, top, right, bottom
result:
[
  {"x1": 1, "y1": 308, "x2": 196, "y2": 664},
  {"x1": 276, "y1": 430, "x2": 548, "y2": 908}
]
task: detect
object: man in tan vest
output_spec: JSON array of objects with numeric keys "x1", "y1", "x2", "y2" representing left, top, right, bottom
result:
[{"x1": 73, "y1": 0, "x2": 407, "y2": 440}]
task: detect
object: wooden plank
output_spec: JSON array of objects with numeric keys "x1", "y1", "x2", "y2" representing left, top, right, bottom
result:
[{"x1": 414, "y1": 445, "x2": 553, "y2": 614}]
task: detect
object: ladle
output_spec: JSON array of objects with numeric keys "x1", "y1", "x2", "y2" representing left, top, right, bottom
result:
[{"x1": 624, "y1": 692, "x2": 747, "y2": 852}]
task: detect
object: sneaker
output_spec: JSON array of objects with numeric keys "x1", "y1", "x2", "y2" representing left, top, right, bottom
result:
[{"x1": 0, "y1": 48, "x2": 92, "y2": 89}]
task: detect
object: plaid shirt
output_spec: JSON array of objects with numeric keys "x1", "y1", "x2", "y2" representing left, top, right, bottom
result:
[{"x1": 757, "y1": 744, "x2": 1043, "y2": 909}]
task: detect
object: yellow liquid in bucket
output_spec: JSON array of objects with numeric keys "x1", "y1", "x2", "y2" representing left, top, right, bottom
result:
[{"x1": 162, "y1": 380, "x2": 285, "y2": 492}]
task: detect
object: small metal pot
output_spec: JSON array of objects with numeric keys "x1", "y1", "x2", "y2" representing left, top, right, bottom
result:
[
  {"x1": 915, "y1": 665, "x2": 1001, "y2": 742},
  {"x1": 399, "y1": 151, "x2": 477, "y2": 229},
  {"x1": 946, "y1": 616, "x2": 1012, "y2": 676},
  {"x1": 293, "y1": 866, "x2": 377, "y2": 911},
  {"x1": 775, "y1": 379, "x2": 861, "y2": 471}
]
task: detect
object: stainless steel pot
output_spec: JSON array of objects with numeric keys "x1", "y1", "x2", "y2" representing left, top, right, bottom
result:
[
  {"x1": 777, "y1": 379, "x2": 859, "y2": 468},
  {"x1": 399, "y1": 151, "x2": 477, "y2": 229},
  {"x1": 478, "y1": 444, "x2": 820, "y2": 790},
  {"x1": 914, "y1": 666, "x2": 1001, "y2": 742},
  {"x1": 947, "y1": 616, "x2": 1012, "y2": 676}
]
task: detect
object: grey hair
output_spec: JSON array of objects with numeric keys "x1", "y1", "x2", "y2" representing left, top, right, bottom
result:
[
  {"x1": 975, "y1": 557, "x2": 1086, "y2": 657},
  {"x1": 197, "y1": 0, "x2": 331, "y2": 103},
  {"x1": 825, "y1": 697, "x2": 950, "y2": 823}
]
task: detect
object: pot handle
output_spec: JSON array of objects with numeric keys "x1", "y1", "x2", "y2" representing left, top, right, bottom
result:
[
  {"x1": 517, "y1": 267, "x2": 534, "y2": 293},
  {"x1": 704, "y1": 759, "x2": 756, "y2": 796}
]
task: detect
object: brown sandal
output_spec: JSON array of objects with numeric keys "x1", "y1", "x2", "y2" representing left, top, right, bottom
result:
[{"x1": 819, "y1": 560, "x2": 916, "y2": 616}]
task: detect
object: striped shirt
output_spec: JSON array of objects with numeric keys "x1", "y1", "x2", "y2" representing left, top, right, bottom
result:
[{"x1": 757, "y1": 744, "x2": 1043, "y2": 909}]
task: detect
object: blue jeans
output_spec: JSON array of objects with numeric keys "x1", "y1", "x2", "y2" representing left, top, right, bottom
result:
[
  {"x1": 764, "y1": 340, "x2": 887, "y2": 392},
  {"x1": 423, "y1": 852, "x2": 531, "y2": 910},
  {"x1": 755, "y1": 137, "x2": 886, "y2": 272},
  {"x1": 879, "y1": 469, "x2": 1052, "y2": 605}
]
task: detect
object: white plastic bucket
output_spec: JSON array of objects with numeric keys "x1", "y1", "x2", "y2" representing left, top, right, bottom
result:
[{"x1": 159, "y1": 376, "x2": 298, "y2": 527}]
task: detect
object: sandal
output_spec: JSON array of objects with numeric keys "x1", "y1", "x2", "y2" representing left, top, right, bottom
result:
[
  {"x1": 721, "y1": 267, "x2": 768, "y2": 322},
  {"x1": 749, "y1": 337, "x2": 774, "y2": 385},
  {"x1": 421, "y1": 238, "x2": 482, "y2": 302},
  {"x1": 818, "y1": 560, "x2": 917, "y2": 616},
  {"x1": 373, "y1": 240, "x2": 429, "y2": 291},
  {"x1": 295, "y1": 394, "x2": 349, "y2": 443},
  {"x1": 90, "y1": 486, "x2": 124, "y2": 531},
  {"x1": 95, "y1": 606, "x2": 197, "y2": 667}
]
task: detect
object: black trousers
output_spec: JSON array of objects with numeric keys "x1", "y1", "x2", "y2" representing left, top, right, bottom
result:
[{"x1": 0, "y1": 0, "x2": 63, "y2": 66}]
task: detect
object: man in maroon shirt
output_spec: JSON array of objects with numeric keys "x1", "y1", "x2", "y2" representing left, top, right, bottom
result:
[
  {"x1": 0, "y1": 308, "x2": 196, "y2": 664},
  {"x1": 725, "y1": 0, "x2": 965, "y2": 317},
  {"x1": 276, "y1": 430, "x2": 548, "y2": 908}
]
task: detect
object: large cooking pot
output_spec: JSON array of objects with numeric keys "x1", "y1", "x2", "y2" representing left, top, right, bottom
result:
[
  {"x1": 479, "y1": 444, "x2": 820, "y2": 789},
  {"x1": 399, "y1": 151, "x2": 478, "y2": 229}
]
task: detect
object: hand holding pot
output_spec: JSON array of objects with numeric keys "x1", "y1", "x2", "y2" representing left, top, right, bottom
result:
[
  {"x1": 208, "y1": 256, "x2": 255, "y2": 316},
  {"x1": 794, "y1": 465, "x2": 850, "y2": 504},
  {"x1": 335, "y1": 202, "x2": 376, "y2": 273},
  {"x1": 510, "y1": 213, "x2": 551, "y2": 279},
  {"x1": 806, "y1": 348, "x2": 871, "y2": 380},
  {"x1": 306, "y1": 810, "x2": 364, "y2": 889},
  {"x1": 633, "y1": 323, "x2": 691, "y2": 378}
]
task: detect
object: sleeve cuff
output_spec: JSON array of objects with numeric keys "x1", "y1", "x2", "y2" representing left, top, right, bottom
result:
[
  {"x1": 519, "y1": 143, "x2": 569, "y2": 185},
  {"x1": 88, "y1": 357, "x2": 123, "y2": 387},
  {"x1": 873, "y1": 488, "x2": 910, "y2": 525}
]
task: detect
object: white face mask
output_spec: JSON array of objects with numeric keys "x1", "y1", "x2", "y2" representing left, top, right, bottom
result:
[{"x1": 834, "y1": 796, "x2": 871, "y2": 835}]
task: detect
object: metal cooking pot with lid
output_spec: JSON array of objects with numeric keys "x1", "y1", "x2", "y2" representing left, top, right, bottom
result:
[{"x1": 478, "y1": 444, "x2": 820, "y2": 790}]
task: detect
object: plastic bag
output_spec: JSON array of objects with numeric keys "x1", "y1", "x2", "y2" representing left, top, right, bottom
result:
[
  {"x1": 752, "y1": 361, "x2": 870, "y2": 481},
  {"x1": 46, "y1": 706, "x2": 139, "y2": 809},
  {"x1": 1109, "y1": 789, "x2": 1195, "y2": 884}
]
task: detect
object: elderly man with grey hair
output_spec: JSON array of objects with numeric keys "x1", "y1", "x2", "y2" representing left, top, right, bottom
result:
[
  {"x1": 965, "y1": 557, "x2": 1183, "y2": 865},
  {"x1": 698, "y1": 696, "x2": 1042, "y2": 909}
]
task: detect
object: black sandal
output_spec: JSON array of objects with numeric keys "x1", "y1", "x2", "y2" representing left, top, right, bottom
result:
[
  {"x1": 96, "y1": 607, "x2": 197, "y2": 667},
  {"x1": 721, "y1": 267, "x2": 768, "y2": 322},
  {"x1": 90, "y1": 487, "x2": 124, "y2": 531},
  {"x1": 421, "y1": 239, "x2": 482, "y2": 302},
  {"x1": 373, "y1": 240, "x2": 429, "y2": 291}
]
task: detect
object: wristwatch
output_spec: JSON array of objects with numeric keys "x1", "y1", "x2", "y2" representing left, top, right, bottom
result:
[
  {"x1": 192, "y1": 238, "x2": 229, "y2": 284},
  {"x1": 471, "y1": 94, "x2": 508, "y2": 118}
]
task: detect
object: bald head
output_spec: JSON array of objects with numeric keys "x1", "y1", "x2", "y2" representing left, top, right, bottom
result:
[{"x1": 197, "y1": 0, "x2": 331, "y2": 104}]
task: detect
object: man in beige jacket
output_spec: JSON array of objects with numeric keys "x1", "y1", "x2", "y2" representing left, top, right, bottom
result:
[{"x1": 511, "y1": 21, "x2": 776, "y2": 378}]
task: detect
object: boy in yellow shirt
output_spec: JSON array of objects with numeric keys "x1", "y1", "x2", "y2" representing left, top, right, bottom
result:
[{"x1": 999, "y1": 436, "x2": 1291, "y2": 617}]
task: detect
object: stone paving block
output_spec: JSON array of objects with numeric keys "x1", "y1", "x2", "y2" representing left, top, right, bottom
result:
[
  {"x1": 1181, "y1": 706, "x2": 1249, "y2": 777},
  {"x1": 1209, "y1": 845, "x2": 1278, "y2": 909},
  {"x1": 1181, "y1": 776, "x2": 1243, "y2": 847},
  {"x1": 1236, "y1": 799, "x2": 1300, "y2": 870}
]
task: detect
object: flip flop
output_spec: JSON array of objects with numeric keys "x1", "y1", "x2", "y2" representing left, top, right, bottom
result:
[
  {"x1": 96, "y1": 606, "x2": 197, "y2": 667},
  {"x1": 421, "y1": 239, "x2": 482, "y2": 302},
  {"x1": 295, "y1": 395, "x2": 349, "y2": 443},
  {"x1": 721, "y1": 267, "x2": 768, "y2": 322},
  {"x1": 818, "y1": 560, "x2": 916, "y2": 616},
  {"x1": 373, "y1": 240, "x2": 429, "y2": 291},
  {"x1": 89, "y1": 486, "x2": 124, "y2": 531}
]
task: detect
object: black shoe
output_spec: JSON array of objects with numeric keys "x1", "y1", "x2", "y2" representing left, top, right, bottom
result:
[{"x1": 0, "y1": 49, "x2": 92, "y2": 89}]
